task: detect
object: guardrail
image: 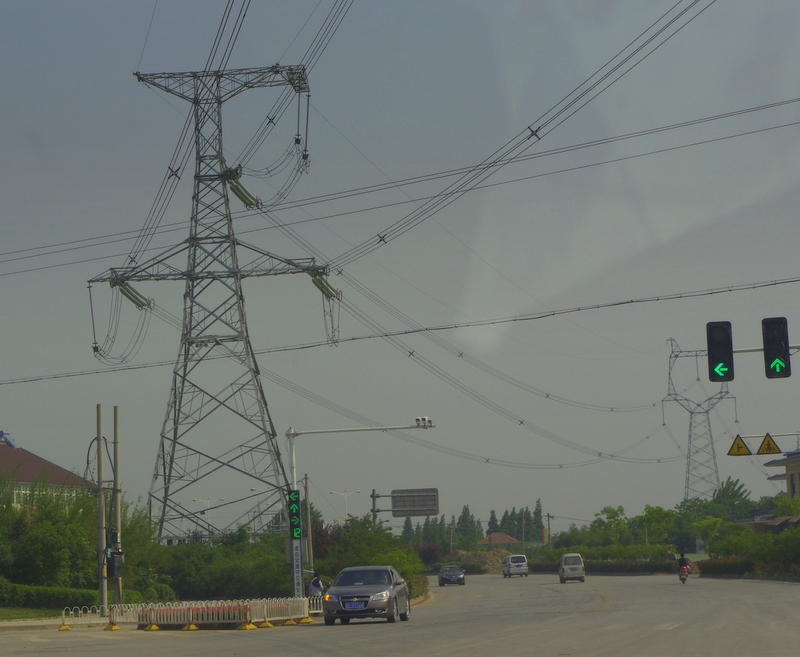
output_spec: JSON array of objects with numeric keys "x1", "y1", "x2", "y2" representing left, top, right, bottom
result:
[
  {"x1": 61, "y1": 597, "x2": 321, "y2": 631},
  {"x1": 59, "y1": 606, "x2": 106, "y2": 630}
]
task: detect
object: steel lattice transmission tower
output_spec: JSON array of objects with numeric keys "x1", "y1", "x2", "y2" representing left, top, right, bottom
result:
[
  {"x1": 90, "y1": 65, "x2": 325, "y2": 540},
  {"x1": 664, "y1": 338, "x2": 735, "y2": 500}
]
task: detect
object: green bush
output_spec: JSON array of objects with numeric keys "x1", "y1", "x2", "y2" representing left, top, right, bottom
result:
[
  {"x1": 530, "y1": 559, "x2": 674, "y2": 574},
  {"x1": 529, "y1": 561, "x2": 558, "y2": 574},
  {"x1": 531, "y1": 544, "x2": 675, "y2": 562},
  {"x1": 585, "y1": 559, "x2": 673, "y2": 574},
  {"x1": 695, "y1": 557, "x2": 753, "y2": 575},
  {"x1": 407, "y1": 573, "x2": 428, "y2": 600},
  {"x1": 0, "y1": 576, "x2": 143, "y2": 609},
  {"x1": 460, "y1": 562, "x2": 485, "y2": 574},
  {"x1": 1, "y1": 582, "x2": 96, "y2": 609}
]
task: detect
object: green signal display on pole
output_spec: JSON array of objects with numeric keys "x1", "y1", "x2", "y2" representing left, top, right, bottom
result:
[
  {"x1": 762, "y1": 317, "x2": 791, "y2": 379},
  {"x1": 288, "y1": 489, "x2": 302, "y2": 539},
  {"x1": 706, "y1": 321, "x2": 734, "y2": 382}
]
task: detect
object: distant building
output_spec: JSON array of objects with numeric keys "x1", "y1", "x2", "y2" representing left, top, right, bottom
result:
[
  {"x1": 0, "y1": 432, "x2": 90, "y2": 504},
  {"x1": 764, "y1": 450, "x2": 800, "y2": 498},
  {"x1": 478, "y1": 531, "x2": 519, "y2": 546}
]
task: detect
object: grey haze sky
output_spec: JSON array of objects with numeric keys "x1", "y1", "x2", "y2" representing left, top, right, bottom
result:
[{"x1": 3, "y1": 1, "x2": 800, "y2": 534}]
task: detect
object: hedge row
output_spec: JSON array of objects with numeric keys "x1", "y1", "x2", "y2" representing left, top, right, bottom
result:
[
  {"x1": 529, "y1": 560, "x2": 675, "y2": 574},
  {"x1": 407, "y1": 573, "x2": 429, "y2": 600},
  {"x1": 0, "y1": 577, "x2": 143, "y2": 608}
]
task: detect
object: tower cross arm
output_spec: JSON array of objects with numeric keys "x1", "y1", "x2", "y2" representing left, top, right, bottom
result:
[
  {"x1": 89, "y1": 239, "x2": 326, "y2": 285},
  {"x1": 134, "y1": 65, "x2": 309, "y2": 103}
]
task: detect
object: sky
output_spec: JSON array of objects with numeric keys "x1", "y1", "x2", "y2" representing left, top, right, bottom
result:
[{"x1": 3, "y1": 1, "x2": 800, "y2": 536}]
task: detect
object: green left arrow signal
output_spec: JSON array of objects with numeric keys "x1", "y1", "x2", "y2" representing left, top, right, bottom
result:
[
  {"x1": 714, "y1": 363, "x2": 729, "y2": 377},
  {"x1": 770, "y1": 358, "x2": 787, "y2": 373}
]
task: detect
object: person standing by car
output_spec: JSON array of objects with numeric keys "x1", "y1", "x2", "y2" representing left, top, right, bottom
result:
[{"x1": 309, "y1": 572, "x2": 325, "y2": 596}]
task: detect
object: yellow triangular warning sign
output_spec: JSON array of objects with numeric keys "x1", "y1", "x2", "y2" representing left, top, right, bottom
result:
[
  {"x1": 728, "y1": 435, "x2": 751, "y2": 456},
  {"x1": 757, "y1": 433, "x2": 782, "y2": 455}
]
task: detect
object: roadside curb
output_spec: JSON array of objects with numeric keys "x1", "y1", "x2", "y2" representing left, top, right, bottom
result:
[{"x1": 0, "y1": 620, "x2": 63, "y2": 632}]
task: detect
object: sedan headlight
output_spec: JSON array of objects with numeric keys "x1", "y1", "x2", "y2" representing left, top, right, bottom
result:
[
  {"x1": 372, "y1": 589, "x2": 390, "y2": 601},
  {"x1": 324, "y1": 593, "x2": 338, "y2": 602}
]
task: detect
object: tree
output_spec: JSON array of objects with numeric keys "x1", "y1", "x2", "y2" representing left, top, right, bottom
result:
[
  {"x1": 590, "y1": 506, "x2": 631, "y2": 546},
  {"x1": 454, "y1": 506, "x2": 483, "y2": 550},
  {"x1": 532, "y1": 499, "x2": 544, "y2": 539},
  {"x1": 671, "y1": 498, "x2": 709, "y2": 553},
  {"x1": 487, "y1": 510, "x2": 499, "y2": 535},
  {"x1": 710, "y1": 477, "x2": 758, "y2": 520},
  {"x1": 315, "y1": 516, "x2": 423, "y2": 580},
  {"x1": 631, "y1": 505, "x2": 676, "y2": 545},
  {"x1": 772, "y1": 492, "x2": 800, "y2": 517},
  {"x1": 401, "y1": 516, "x2": 414, "y2": 542}
]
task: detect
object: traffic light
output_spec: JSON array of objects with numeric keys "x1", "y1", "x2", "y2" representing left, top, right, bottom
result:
[
  {"x1": 762, "y1": 317, "x2": 791, "y2": 378},
  {"x1": 706, "y1": 321, "x2": 734, "y2": 382},
  {"x1": 287, "y1": 489, "x2": 302, "y2": 539}
]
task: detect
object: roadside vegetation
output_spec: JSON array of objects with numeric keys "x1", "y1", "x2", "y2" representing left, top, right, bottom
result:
[{"x1": 1, "y1": 475, "x2": 799, "y2": 615}]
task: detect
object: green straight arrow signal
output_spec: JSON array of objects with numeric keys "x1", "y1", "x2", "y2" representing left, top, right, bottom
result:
[
  {"x1": 714, "y1": 363, "x2": 729, "y2": 377},
  {"x1": 771, "y1": 358, "x2": 787, "y2": 372}
]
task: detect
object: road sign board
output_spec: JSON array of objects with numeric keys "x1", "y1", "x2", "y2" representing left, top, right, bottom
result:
[
  {"x1": 757, "y1": 433, "x2": 782, "y2": 455},
  {"x1": 728, "y1": 435, "x2": 751, "y2": 456},
  {"x1": 391, "y1": 488, "x2": 439, "y2": 517}
]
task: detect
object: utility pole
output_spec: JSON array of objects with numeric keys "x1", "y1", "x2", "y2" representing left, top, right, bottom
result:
[
  {"x1": 111, "y1": 407, "x2": 122, "y2": 605},
  {"x1": 546, "y1": 513, "x2": 553, "y2": 550},
  {"x1": 96, "y1": 405, "x2": 107, "y2": 616},
  {"x1": 303, "y1": 474, "x2": 313, "y2": 574}
]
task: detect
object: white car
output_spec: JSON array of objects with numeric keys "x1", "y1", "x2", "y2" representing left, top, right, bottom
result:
[
  {"x1": 502, "y1": 554, "x2": 528, "y2": 577},
  {"x1": 559, "y1": 553, "x2": 586, "y2": 583}
]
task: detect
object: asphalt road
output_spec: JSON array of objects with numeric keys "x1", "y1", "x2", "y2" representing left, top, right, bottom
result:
[{"x1": 2, "y1": 573, "x2": 799, "y2": 656}]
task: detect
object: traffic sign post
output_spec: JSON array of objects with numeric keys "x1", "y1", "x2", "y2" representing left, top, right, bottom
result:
[
  {"x1": 390, "y1": 488, "x2": 439, "y2": 517},
  {"x1": 757, "y1": 433, "x2": 781, "y2": 455},
  {"x1": 728, "y1": 435, "x2": 751, "y2": 456},
  {"x1": 287, "y1": 489, "x2": 304, "y2": 598},
  {"x1": 727, "y1": 433, "x2": 784, "y2": 456}
]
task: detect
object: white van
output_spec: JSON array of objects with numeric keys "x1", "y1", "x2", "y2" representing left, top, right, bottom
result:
[
  {"x1": 502, "y1": 554, "x2": 528, "y2": 578},
  {"x1": 558, "y1": 553, "x2": 585, "y2": 583}
]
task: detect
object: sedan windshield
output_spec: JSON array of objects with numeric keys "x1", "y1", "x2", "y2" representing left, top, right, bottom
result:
[{"x1": 334, "y1": 570, "x2": 391, "y2": 586}]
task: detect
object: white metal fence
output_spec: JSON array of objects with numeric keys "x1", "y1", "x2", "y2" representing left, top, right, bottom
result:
[{"x1": 62, "y1": 597, "x2": 321, "y2": 630}]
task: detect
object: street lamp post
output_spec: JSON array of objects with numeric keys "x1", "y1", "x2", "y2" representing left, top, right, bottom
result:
[
  {"x1": 284, "y1": 417, "x2": 435, "y2": 598},
  {"x1": 330, "y1": 489, "x2": 361, "y2": 519},
  {"x1": 285, "y1": 417, "x2": 435, "y2": 492}
]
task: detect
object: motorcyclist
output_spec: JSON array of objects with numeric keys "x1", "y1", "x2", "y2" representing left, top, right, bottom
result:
[{"x1": 677, "y1": 553, "x2": 691, "y2": 573}]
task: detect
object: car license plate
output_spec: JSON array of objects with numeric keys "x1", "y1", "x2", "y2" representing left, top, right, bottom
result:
[{"x1": 345, "y1": 602, "x2": 365, "y2": 610}]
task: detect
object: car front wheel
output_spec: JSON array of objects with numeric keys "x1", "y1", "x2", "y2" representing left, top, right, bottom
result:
[
  {"x1": 387, "y1": 600, "x2": 399, "y2": 623},
  {"x1": 400, "y1": 596, "x2": 411, "y2": 621}
]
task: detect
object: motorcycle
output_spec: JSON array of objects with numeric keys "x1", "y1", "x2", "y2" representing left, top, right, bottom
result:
[{"x1": 679, "y1": 565, "x2": 689, "y2": 584}]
